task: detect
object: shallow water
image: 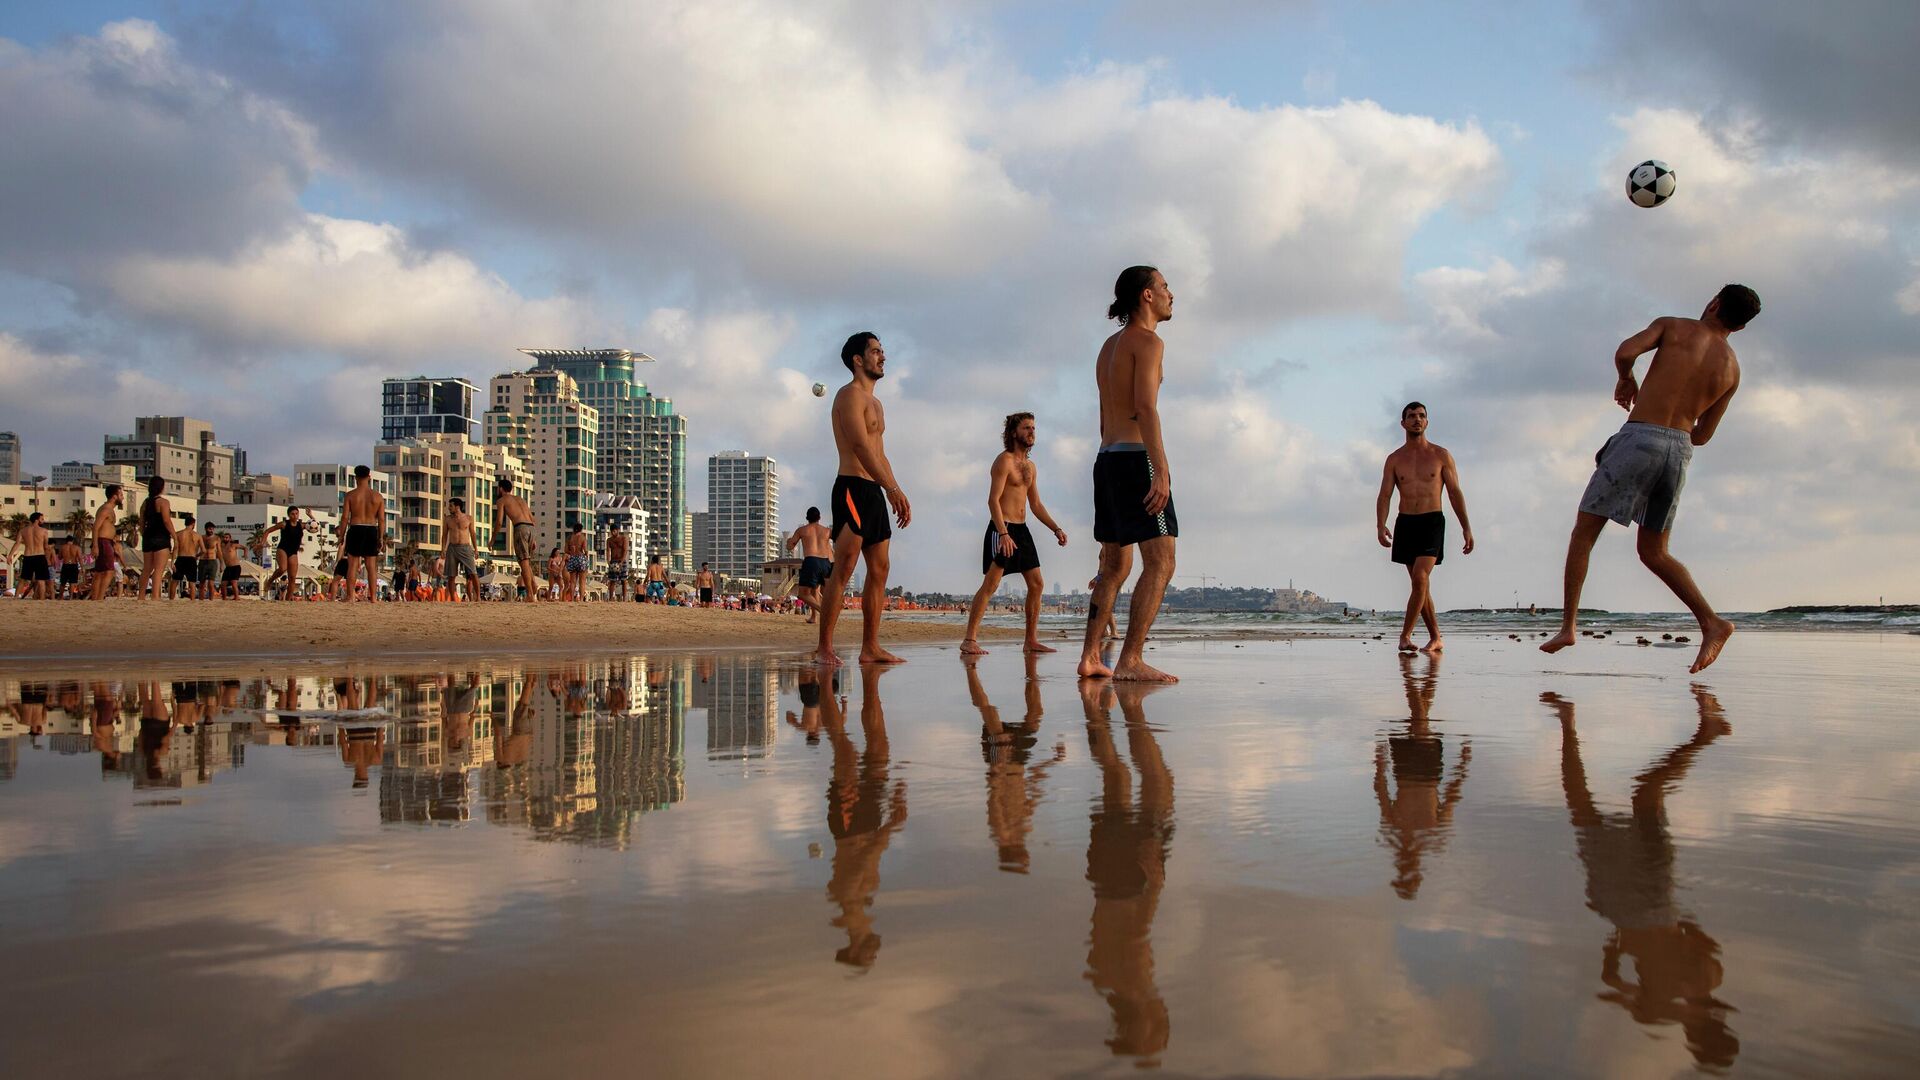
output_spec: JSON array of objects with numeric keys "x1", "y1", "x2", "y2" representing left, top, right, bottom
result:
[{"x1": 2, "y1": 633, "x2": 1916, "y2": 1078}]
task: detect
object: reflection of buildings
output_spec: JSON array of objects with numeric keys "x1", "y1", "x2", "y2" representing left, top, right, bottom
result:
[
  {"x1": 697, "y1": 656, "x2": 778, "y2": 760},
  {"x1": 1550, "y1": 688, "x2": 1738, "y2": 1071},
  {"x1": 133, "y1": 722, "x2": 248, "y2": 789}
]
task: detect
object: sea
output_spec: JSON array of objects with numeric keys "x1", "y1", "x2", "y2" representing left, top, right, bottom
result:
[{"x1": 959, "y1": 607, "x2": 1920, "y2": 637}]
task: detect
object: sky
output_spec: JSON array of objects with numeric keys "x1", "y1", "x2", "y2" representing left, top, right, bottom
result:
[{"x1": 1, "y1": 0, "x2": 1916, "y2": 609}]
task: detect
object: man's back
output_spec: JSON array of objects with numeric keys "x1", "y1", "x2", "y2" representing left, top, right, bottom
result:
[
  {"x1": 1629, "y1": 318, "x2": 1739, "y2": 433},
  {"x1": 796, "y1": 522, "x2": 831, "y2": 558},
  {"x1": 345, "y1": 485, "x2": 382, "y2": 524}
]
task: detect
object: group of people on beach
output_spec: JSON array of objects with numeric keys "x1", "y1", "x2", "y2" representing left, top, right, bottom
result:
[
  {"x1": 807, "y1": 265, "x2": 1758, "y2": 678},
  {"x1": 4, "y1": 482, "x2": 251, "y2": 602}
]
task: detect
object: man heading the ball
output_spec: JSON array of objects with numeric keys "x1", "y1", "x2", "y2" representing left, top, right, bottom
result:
[{"x1": 1541, "y1": 284, "x2": 1759, "y2": 673}]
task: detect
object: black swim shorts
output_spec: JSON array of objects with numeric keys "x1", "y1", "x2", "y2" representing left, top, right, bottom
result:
[
  {"x1": 1092, "y1": 447, "x2": 1177, "y2": 546},
  {"x1": 344, "y1": 524, "x2": 381, "y2": 558},
  {"x1": 222, "y1": 564, "x2": 241, "y2": 583},
  {"x1": 173, "y1": 558, "x2": 198, "y2": 582},
  {"x1": 21, "y1": 555, "x2": 51, "y2": 582},
  {"x1": 1391, "y1": 511, "x2": 1446, "y2": 566},
  {"x1": 983, "y1": 521, "x2": 1041, "y2": 575},
  {"x1": 798, "y1": 555, "x2": 834, "y2": 588},
  {"x1": 831, "y1": 475, "x2": 892, "y2": 546},
  {"x1": 60, "y1": 562, "x2": 80, "y2": 585}
]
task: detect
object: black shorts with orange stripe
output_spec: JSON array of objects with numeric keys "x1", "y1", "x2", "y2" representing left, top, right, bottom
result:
[{"x1": 830, "y1": 475, "x2": 892, "y2": 547}]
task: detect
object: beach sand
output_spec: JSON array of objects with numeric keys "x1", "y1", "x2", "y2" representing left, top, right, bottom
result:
[{"x1": 0, "y1": 599, "x2": 1012, "y2": 660}]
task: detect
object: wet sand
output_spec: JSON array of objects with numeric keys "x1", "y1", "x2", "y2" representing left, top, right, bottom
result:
[
  {"x1": 0, "y1": 599, "x2": 1014, "y2": 660},
  {"x1": 1, "y1": 632, "x2": 1914, "y2": 1077}
]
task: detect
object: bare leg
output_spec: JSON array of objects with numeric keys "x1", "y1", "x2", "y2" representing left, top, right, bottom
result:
[
  {"x1": 815, "y1": 530, "x2": 861, "y2": 667},
  {"x1": 1399, "y1": 560, "x2": 1432, "y2": 652},
  {"x1": 859, "y1": 541, "x2": 904, "y2": 664},
  {"x1": 1114, "y1": 536, "x2": 1177, "y2": 683},
  {"x1": 1636, "y1": 528, "x2": 1734, "y2": 673},
  {"x1": 1078, "y1": 545, "x2": 1131, "y2": 678},
  {"x1": 962, "y1": 565, "x2": 1004, "y2": 655},
  {"x1": 1022, "y1": 569, "x2": 1054, "y2": 652},
  {"x1": 1419, "y1": 581, "x2": 1443, "y2": 652},
  {"x1": 1541, "y1": 512, "x2": 1608, "y2": 655}
]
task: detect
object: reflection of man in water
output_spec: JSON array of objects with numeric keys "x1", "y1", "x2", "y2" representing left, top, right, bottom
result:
[
  {"x1": 823, "y1": 665, "x2": 907, "y2": 968},
  {"x1": 1549, "y1": 686, "x2": 1738, "y2": 1070},
  {"x1": 786, "y1": 667, "x2": 826, "y2": 744},
  {"x1": 494, "y1": 676, "x2": 535, "y2": 769},
  {"x1": 1375, "y1": 653, "x2": 1471, "y2": 899},
  {"x1": 1081, "y1": 680, "x2": 1174, "y2": 1061},
  {"x1": 90, "y1": 681, "x2": 122, "y2": 770},
  {"x1": 340, "y1": 726, "x2": 385, "y2": 788},
  {"x1": 968, "y1": 654, "x2": 1064, "y2": 873}
]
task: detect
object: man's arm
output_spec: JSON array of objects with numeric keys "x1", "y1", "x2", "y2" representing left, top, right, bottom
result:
[
  {"x1": 1613, "y1": 318, "x2": 1668, "y2": 410},
  {"x1": 1133, "y1": 337, "x2": 1171, "y2": 514},
  {"x1": 1690, "y1": 372, "x2": 1739, "y2": 446},
  {"x1": 1376, "y1": 457, "x2": 1396, "y2": 547},
  {"x1": 1027, "y1": 466, "x2": 1067, "y2": 544},
  {"x1": 838, "y1": 394, "x2": 911, "y2": 526},
  {"x1": 987, "y1": 455, "x2": 1015, "y2": 557},
  {"x1": 1441, "y1": 450, "x2": 1473, "y2": 554},
  {"x1": 784, "y1": 529, "x2": 799, "y2": 553}
]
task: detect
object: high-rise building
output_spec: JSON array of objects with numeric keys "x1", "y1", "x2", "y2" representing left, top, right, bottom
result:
[
  {"x1": 0, "y1": 432, "x2": 21, "y2": 484},
  {"x1": 102, "y1": 417, "x2": 247, "y2": 504},
  {"x1": 484, "y1": 369, "x2": 598, "y2": 553},
  {"x1": 381, "y1": 376, "x2": 478, "y2": 442},
  {"x1": 517, "y1": 349, "x2": 688, "y2": 572},
  {"x1": 690, "y1": 510, "x2": 711, "y2": 571},
  {"x1": 293, "y1": 463, "x2": 399, "y2": 539},
  {"x1": 371, "y1": 434, "x2": 529, "y2": 559},
  {"x1": 706, "y1": 451, "x2": 778, "y2": 582}
]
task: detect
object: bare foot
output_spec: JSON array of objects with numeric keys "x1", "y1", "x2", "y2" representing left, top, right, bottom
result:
[
  {"x1": 1111, "y1": 659, "x2": 1179, "y2": 683},
  {"x1": 860, "y1": 647, "x2": 907, "y2": 665},
  {"x1": 1540, "y1": 628, "x2": 1577, "y2": 655},
  {"x1": 1024, "y1": 640, "x2": 1057, "y2": 654},
  {"x1": 1077, "y1": 654, "x2": 1113, "y2": 678},
  {"x1": 814, "y1": 646, "x2": 844, "y2": 668},
  {"x1": 960, "y1": 639, "x2": 988, "y2": 656},
  {"x1": 1397, "y1": 638, "x2": 1417, "y2": 654},
  {"x1": 1690, "y1": 618, "x2": 1734, "y2": 674},
  {"x1": 1421, "y1": 637, "x2": 1445, "y2": 653}
]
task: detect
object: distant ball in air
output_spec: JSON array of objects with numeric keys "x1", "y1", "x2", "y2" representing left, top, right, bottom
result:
[
  {"x1": 812, "y1": 382, "x2": 827, "y2": 398},
  {"x1": 1626, "y1": 159, "x2": 1677, "y2": 208}
]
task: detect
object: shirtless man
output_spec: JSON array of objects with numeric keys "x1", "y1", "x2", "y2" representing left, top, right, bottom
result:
[
  {"x1": 695, "y1": 563, "x2": 715, "y2": 607},
  {"x1": 785, "y1": 507, "x2": 832, "y2": 623},
  {"x1": 166, "y1": 513, "x2": 201, "y2": 600},
  {"x1": 220, "y1": 532, "x2": 242, "y2": 599},
  {"x1": 197, "y1": 520, "x2": 220, "y2": 600},
  {"x1": 89, "y1": 484, "x2": 125, "y2": 601},
  {"x1": 492, "y1": 475, "x2": 539, "y2": 603},
  {"x1": 342, "y1": 465, "x2": 387, "y2": 603},
  {"x1": 1376, "y1": 403, "x2": 1474, "y2": 653},
  {"x1": 57, "y1": 534, "x2": 82, "y2": 599},
  {"x1": 564, "y1": 523, "x2": 589, "y2": 601},
  {"x1": 443, "y1": 498, "x2": 481, "y2": 601},
  {"x1": 643, "y1": 554, "x2": 668, "y2": 603},
  {"x1": 606, "y1": 528, "x2": 631, "y2": 602},
  {"x1": 6, "y1": 512, "x2": 52, "y2": 600},
  {"x1": 817, "y1": 331, "x2": 912, "y2": 667},
  {"x1": 962, "y1": 412, "x2": 1068, "y2": 655},
  {"x1": 1541, "y1": 285, "x2": 1758, "y2": 674},
  {"x1": 1078, "y1": 266, "x2": 1178, "y2": 682}
]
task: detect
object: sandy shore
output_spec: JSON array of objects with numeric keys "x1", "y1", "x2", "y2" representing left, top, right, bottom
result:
[{"x1": 0, "y1": 599, "x2": 1010, "y2": 661}]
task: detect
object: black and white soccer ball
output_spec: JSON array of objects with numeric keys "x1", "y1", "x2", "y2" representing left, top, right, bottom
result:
[{"x1": 1627, "y1": 159, "x2": 1677, "y2": 208}]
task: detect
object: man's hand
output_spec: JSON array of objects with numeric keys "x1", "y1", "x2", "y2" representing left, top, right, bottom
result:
[
  {"x1": 1052, "y1": 526, "x2": 1068, "y2": 547},
  {"x1": 1614, "y1": 375, "x2": 1638, "y2": 411},
  {"x1": 1462, "y1": 530, "x2": 1475, "y2": 555},
  {"x1": 1143, "y1": 472, "x2": 1171, "y2": 516},
  {"x1": 996, "y1": 532, "x2": 1016, "y2": 558},
  {"x1": 1377, "y1": 524, "x2": 1393, "y2": 548},
  {"x1": 887, "y1": 486, "x2": 911, "y2": 528}
]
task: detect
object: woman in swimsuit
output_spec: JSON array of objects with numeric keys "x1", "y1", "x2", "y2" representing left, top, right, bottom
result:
[
  {"x1": 261, "y1": 507, "x2": 307, "y2": 601},
  {"x1": 136, "y1": 476, "x2": 173, "y2": 602}
]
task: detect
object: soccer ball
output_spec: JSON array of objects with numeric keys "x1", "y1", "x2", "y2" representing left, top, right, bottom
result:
[
  {"x1": 1627, "y1": 159, "x2": 1676, "y2": 208},
  {"x1": 811, "y1": 382, "x2": 827, "y2": 397}
]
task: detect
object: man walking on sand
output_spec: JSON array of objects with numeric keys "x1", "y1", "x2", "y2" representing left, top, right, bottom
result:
[
  {"x1": 1376, "y1": 402, "x2": 1474, "y2": 653},
  {"x1": 7, "y1": 512, "x2": 52, "y2": 600},
  {"x1": 787, "y1": 507, "x2": 833, "y2": 624},
  {"x1": 1541, "y1": 284, "x2": 1758, "y2": 674},
  {"x1": 817, "y1": 331, "x2": 912, "y2": 667},
  {"x1": 444, "y1": 498, "x2": 481, "y2": 602},
  {"x1": 89, "y1": 484, "x2": 124, "y2": 602},
  {"x1": 1078, "y1": 266, "x2": 1179, "y2": 683},
  {"x1": 962, "y1": 412, "x2": 1068, "y2": 655},
  {"x1": 492, "y1": 475, "x2": 539, "y2": 603},
  {"x1": 607, "y1": 528, "x2": 630, "y2": 602},
  {"x1": 343, "y1": 465, "x2": 387, "y2": 604}
]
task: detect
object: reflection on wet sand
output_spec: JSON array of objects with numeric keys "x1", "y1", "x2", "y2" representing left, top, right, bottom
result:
[
  {"x1": 968, "y1": 655, "x2": 1064, "y2": 873},
  {"x1": 1375, "y1": 653, "x2": 1470, "y2": 899},
  {"x1": 822, "y1": 665, "x2": 908, "y2": 968},
  {"x1": 1082, "y1": 680, "x2": 1174, "y2": 1062},
  {"x1": 1549, "y1": 686, "x2": 1739, "y2": 1070}
]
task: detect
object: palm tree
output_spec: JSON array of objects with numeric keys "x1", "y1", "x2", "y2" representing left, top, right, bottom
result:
[
  {"x1": 115, "y1": 514, "x2": 139, "y2": 548},
  {"x1": 64, "y1": 507, "x2": 91, "y2": 542},
  {"x1": 3, "y1": 512, "x2": 27, "y2": 540}
]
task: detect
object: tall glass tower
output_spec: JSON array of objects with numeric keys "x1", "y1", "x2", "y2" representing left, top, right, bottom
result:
[{"x1": 518, "y1": 349, "x2": 689, "y2": 571}]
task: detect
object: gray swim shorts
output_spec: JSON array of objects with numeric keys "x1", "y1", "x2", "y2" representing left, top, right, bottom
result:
[
  {"x1": 446, "y1": 543, "x2": 477, "y2": 579},
  {"x1": 1578, "y1": 421, "x2": 1693, "y2": 532}
]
